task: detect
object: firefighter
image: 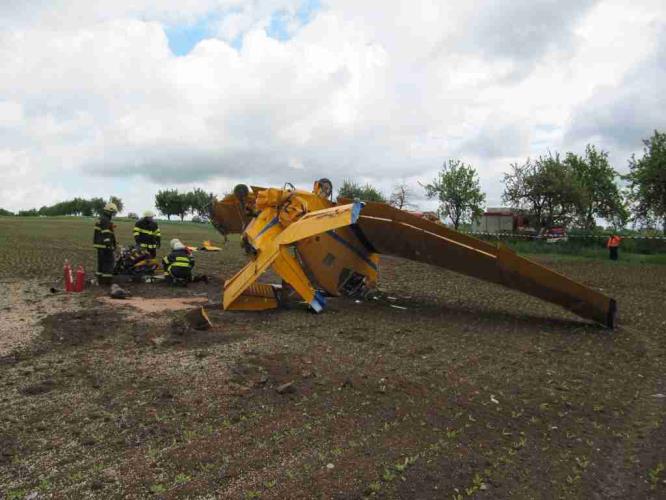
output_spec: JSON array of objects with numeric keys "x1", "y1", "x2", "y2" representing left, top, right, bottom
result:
[
  {"x1": 133, "y1": 210, "x2": 161, "y2": 258},
  {"x1": 93, "y1": 202, "x2": 118, "y2": 285},
  {"x1": 162, "y1": 239, "x2": 195, "y2": 286},
  {"x1": 606, "y1": 234, "x2": 622, "y2": 261}
]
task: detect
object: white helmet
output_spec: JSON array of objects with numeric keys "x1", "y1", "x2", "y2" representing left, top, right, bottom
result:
[
  {"x1": 143, "y1": 210, "x2": 155, "y2": 218},
  {"x1": 170, "y1": 238, "x2": 185, "y2": 250},
  {"x1": 104, "y1": 202, "x2": 118, "y2": 213}
]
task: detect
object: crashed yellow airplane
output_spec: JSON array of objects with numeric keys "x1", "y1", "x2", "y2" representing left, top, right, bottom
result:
[{"x1": 210, "y1": 179, "x2": 616, "y2": 328}]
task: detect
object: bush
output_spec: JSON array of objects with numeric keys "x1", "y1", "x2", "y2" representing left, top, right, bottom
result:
[{"x1": 473, "y1": 233, "x2": 666, "y2": 255}]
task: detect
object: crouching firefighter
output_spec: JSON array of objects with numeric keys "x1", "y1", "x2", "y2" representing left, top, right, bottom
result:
[
  {"x1": 133, "y1": 210, "x2": 161, "y2": 258},
  {"x1": 93, "y1": 202, "x2": 118, "y2": 285},
  {"x1": 162, "y1": 239, "x2": 195, "y2": 286}
]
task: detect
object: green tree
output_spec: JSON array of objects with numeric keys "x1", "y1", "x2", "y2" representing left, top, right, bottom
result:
[
  {"x1": 502, "y1": 153, "x2": 583, "y2": 229},
  {"x1": 565, "y1": 145, "x2": 627, "y2": 230},
  {"x1": 155, "y1": 189, "x2": 180, "y2": 220},
  {"x1": 186, "y1": 188, "x2": 214, "y2": 219},
  {"x1": 337, "y1": 179, "x2": 386, "y2": 202},
  {"x1": 13, "y1": 197, "x2": 118, "y2": 217},
  {"x1": 424, "y1": 159, "x2": 485, "y2": 229},
  {"x1": 90, "y1": 197, "x2": 106, "y2": 216},
  {"x1": 79, "y1": 199, "x2": 93, "y2": 217},
  {"x1": 173, "y1": 192, "x2": 190, "y2": 221},
  {"x1": 69, "y1": 197, "x2": 93, "y2": 216},
  {"x1": 624, "y1": 130, "x2": 666, "y2": 234},
  {"x1": 0, "y1": 208, "x2": 14, "y2": 216},
  {"x1": 155, "y1": 189, "x2": 190, "y2": 221}
]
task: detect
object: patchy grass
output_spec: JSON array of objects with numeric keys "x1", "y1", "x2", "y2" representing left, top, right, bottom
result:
[
  {"x1": 521, "y1": 250, "x2": 666, "y2": 266},
  {"x1": 0, "y1": 216, "x2": 232, "y2": 280},
  {"x1": 0, "y1": 218, "x2": 665, "y2": 498}
]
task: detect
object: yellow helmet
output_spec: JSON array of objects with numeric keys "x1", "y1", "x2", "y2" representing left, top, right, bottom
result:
[{"x1": 104, "y1": 202, "x2": 118, "y2": 213}]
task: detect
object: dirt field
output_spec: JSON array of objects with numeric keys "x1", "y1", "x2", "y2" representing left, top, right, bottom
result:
[{"x1": 1, "y1": 216, "x2": 665, "y2": 499}]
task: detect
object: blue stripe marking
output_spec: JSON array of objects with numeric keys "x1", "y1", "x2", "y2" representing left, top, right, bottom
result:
[
  {"x1": 351, "y1": 200, "x2": 364, "y2": 223},
  {"x1": 255, "y1": 216, "x2": 280, "y2": 240},
  {"x1": 310, "y1": 290, "x2": 326, "y2": 313},
  {"x1": 325, "y1": 230, "x2": 378, "y2": 271}
]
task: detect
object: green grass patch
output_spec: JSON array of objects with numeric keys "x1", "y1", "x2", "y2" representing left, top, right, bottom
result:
[{"x1": 475, "y1": 236, "x2": 666, "y2": 265}]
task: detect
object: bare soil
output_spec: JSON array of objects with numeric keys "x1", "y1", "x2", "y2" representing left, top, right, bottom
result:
[
  {"x1": 0, "y1": 280, "x2": 86, "y2": 357},
  {"x1": 1, "y1": 254, "x2": 665, "y2": 499}
]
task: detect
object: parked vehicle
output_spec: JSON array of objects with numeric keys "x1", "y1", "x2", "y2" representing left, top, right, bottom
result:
[{"x1": 540, "y1": 226, "x2": 568, "y2": 243}]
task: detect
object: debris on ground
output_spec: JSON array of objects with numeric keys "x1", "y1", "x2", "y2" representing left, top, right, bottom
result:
[
  {"x1": 109, "y1": 284, "x2": 131, "y2": 299},
  {"x1": 199, "y1": 240, "x2": 222, "y2": 251},
  {"x1": 276, "y1": 381, "x2": 296, "y2": 394},
  {"x1": 184, "y1": 307, "x2": 213, "y2": 330}
]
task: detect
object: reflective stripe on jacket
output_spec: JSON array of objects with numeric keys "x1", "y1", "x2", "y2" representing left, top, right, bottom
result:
[
  {"x1": 93, "y1": 213, "x2": 116, "y2": 249},
  {"x1": 162, "y1": 249, "x2": 194, "y2": 278},
  {"x1": 133, "y1": 218, "x2": 161, "y2": 249}
]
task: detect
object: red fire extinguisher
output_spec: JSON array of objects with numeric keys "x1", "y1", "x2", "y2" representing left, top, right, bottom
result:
[
  {"x1": 74, "y1": 265, "x2": 86, "y2": 292},
  {"x1": 63, "y1": 260, "x2": 74, "y2": 292}
]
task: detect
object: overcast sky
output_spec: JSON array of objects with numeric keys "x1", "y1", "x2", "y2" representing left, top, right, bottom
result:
[{"x1": 0, "y1": 0, "x2": 664, "y2": 214}]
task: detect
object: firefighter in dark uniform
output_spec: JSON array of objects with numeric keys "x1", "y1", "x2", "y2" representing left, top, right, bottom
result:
[
  {"x1": 162, "y1": 239, "x2": 195, "y2": 286},
  {"x1": 93, "y1": 202, "x2": 118, "y2": 285},
  {"x1": 133, "y1": 210, "x2": 161, "y2": 258}
]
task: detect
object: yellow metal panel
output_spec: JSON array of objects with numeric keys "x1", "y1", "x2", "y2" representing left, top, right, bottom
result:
[
  {"x1": 210, "y1": 198, "x2": 247, "y2": 234},
  {"x1": 245, "y1": 207, "x2": 282, "y2": 246},
  {"x1": 295, "y1": 228, "x2": 378, "y2": 296},
  {"x1": 272, "y1": 247, "x2": 317, "y2": 304},
  {"x1": 225, "y1": 297, "x2": 278, "y2": 311},
  {"x1": 223, "y1": 199, "x2": 358, "y2": 310},
  {"x1": 355, "y1": 203, "x2": 616, "y2": 327},
  {"x1": 226, "y1": 283, "x2": 278, "y2": 311},
  {"x1": 223, "y1": 240, "x2": 280, "y2": 309},
  {"x1": 277, "y1": 203, "x2": 359, "y2": 244},
  {"x1": 351, "y1": 201, "x2": 500, "y2": 255}
]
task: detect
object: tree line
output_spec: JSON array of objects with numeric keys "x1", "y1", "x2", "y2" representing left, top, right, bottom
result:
[
  {"x1": 344, "y1": 130, "x2": 666, "y2": 234},
  {"x1": 154, "y1": 188, "x2": 214, "y2": 221},
  {"x1": 2, "y1": 196, "x2": 124, "y2": 217}
]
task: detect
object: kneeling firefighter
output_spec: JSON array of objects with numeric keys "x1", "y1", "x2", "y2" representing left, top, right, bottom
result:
[
  {"x1": 93, "y1": 202, "x2": 118, "y2": 285},
  {"x1": 162, "y1": 239, "x2": 195, "y2": 285}
]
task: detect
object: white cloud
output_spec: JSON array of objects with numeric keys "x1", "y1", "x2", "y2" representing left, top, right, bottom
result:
[{"x1": 0, "y1": 0, "x2": 663, "y2": 214}]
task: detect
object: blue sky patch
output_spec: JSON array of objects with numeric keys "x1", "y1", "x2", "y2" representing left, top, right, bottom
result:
[
  {"x1": 266, "y1": 11, "x2": 292, "y2": 41},
  {"x1": 266, "y1": 0, "x2": 321, "y2": 42},
  {"x1": 297, "y1": 0, "x2": 322, "y2": 24},
  {"x1": 165, "y1": 0, "x2": 322, "y2": 55},
  {"x1": 165, "y1": 17, "x2": 215, "y2": 56}
]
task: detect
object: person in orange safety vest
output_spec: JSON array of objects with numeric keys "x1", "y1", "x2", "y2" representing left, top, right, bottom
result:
[{"x1": 606, "y1": 234, "x2": 621, "y2": 261}]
